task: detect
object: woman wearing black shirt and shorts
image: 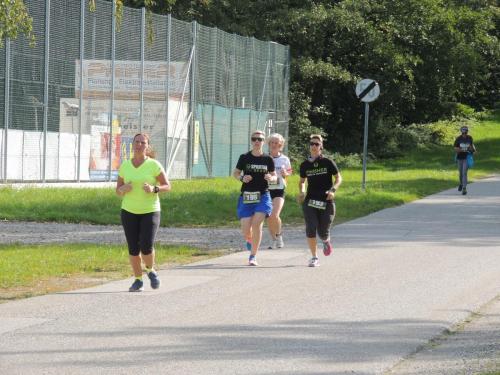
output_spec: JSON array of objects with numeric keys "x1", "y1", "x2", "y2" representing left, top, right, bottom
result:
[
  {"x1": 298, "y1": 134, "x2": 342, "y2": 267},
  {"x1": 233, "y1": 130, "x2": 277, "y2": 266}
]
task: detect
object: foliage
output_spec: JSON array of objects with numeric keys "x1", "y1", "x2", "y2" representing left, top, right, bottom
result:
[
  {"x1": 453, "y1": 103, "x2": 476, "y2": 119},
  {"x1": 0, "y1": 0, "x2": 35, "y2": 47},
  {"x1": 286, "y1": 83, "x2": 325, "y2": 161},
  {"x1": 331, "y1": 152, "x2": 363, "y2": 169}
]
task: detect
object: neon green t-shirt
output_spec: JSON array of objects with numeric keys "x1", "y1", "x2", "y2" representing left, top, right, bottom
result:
[{"x1": 118, "y1": 158, "x2": 165, "y2": 214}]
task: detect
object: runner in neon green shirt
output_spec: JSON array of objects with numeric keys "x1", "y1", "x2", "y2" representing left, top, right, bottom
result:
[
  {"x1": 119, "y1": 157, "x2": 164, "y2": 214},
  {"x1": 116, "y1": 133, "x2": 171, "y2": 292}
]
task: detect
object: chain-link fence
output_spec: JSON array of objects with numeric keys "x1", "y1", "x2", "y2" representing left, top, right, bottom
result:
[{"x1": 0, "y1": 0, "x2": 290, "y2": 182}]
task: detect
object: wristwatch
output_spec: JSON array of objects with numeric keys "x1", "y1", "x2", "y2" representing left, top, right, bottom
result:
[
  {"x1": 153, "y1": 185, "x2": 160, "y2": 193},
  {"x1": 329, "y1": 187, "x2": 336, "y2": 193}
]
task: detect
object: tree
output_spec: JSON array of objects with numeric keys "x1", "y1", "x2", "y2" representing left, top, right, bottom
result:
[{"x1": 0, "y1": 0, "x2": 35, "y2": 47}]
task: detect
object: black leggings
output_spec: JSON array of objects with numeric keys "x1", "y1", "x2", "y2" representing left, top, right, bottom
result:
[
  {"x1": 302, "y1": 200, "x2": 335, "y2": 240},
  {"x1": 121, "y1": 209, "x2": 161, "y2": 256}
]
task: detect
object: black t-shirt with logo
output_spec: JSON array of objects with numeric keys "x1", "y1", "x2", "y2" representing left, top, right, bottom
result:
[
  {"x1": 236, "y1": 151, "x2": 275, "y2": 193},
  {"x1": 454, "y1": 135, "x2": 474, "y2": 160},
  {"x1": 300, "y1": 156, "x2": 339, "y2": 200}
]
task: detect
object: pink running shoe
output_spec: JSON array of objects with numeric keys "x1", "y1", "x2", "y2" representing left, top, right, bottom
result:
[{"x1": 322, "y1": 240, "x2": 333, "y2": 256}]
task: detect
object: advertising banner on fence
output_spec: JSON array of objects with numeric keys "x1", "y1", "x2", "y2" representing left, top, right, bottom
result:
[{"x1": 75, "y1": 60, "x2": 189, "y2": 100}]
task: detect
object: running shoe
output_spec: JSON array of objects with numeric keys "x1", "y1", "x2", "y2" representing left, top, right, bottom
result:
[
  {"x1": 308, "y1": 257, "x2": 320, "y2": 267},
  {"x1": 147, "y1": 270, "x2": 161, "y2": 289},
  {"x1": 462, "y1": 188, "x2": 467, "y2": 195},
  {"x1": 128, "y1": 279, "x2": 144, "y2": 292},
  {"x1": 322, "y1": 240, "x2": 333, "y2": 256},
  {"x1": 458, "y1": 184, "x2": 463, "y2": 191},
  {"x1": 276, "y1": 234, "x2": 284, "y2": 248},
  {"x1": 248, "y1": 255, "x2": 259, "y2": 266},
  {"x1": 268, "y1": 239, "x2": 277, "y2": 249}
]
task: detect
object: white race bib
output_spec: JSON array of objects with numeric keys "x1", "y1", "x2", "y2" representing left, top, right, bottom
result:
[
  {"x1": 308, "y1": 199, "x2": 326, "y2": 210},
  {"x1": 243, "y1": 191, "x2": 261, "y2": 204}
]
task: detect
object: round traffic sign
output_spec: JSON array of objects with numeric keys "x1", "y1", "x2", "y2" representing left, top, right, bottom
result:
[{"x1": 355, "y1": 79, "x2": 380, "y2": 103}]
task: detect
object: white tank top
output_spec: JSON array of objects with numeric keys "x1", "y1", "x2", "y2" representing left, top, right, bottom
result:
[{"x1": 268, "y1": 153, "x2": 292, "y2": 190}]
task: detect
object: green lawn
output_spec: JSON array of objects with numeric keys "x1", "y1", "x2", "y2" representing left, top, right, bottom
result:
[{"x1": 0, "y1": 243, "x2": 223, "y2": 301}]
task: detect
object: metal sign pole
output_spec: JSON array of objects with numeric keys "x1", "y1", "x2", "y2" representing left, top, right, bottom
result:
[
  {"x1": 355, "y1": 78, "x2": 380, "y2": 191},
  {"x1": 362, "y1": 102, "x2": 369, "y2": 190}
]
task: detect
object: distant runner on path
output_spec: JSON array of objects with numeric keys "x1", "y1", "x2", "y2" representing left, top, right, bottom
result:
[
  {"x1": 266, "y1": 133, "x2": 292, "y2": 249},
  {"x1": 233, "y1": 130, "x2": 277, "y2": 266},
  {"x1": 454, "y1": 125, "x2": 476, "y2": 196},
  {"x1": 116, "y1": 133, "x2": 171, "y2": 292},
  {"x1": 298, "y1": 134, "x2": 342, "y2": 267}
]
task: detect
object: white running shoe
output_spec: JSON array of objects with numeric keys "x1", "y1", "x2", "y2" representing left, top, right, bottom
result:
[
  {"x1": 276, "y1": 234, "x2": 284, "y2": 248},
  {"x1": 268, "y1": 239, "x2": 278, "y2": 249},
  {"x1": 248, "y1": 255, "x2": 259, "y2": 266},
  {"x1": 308, "y1": 257, "x2": 320, "y2": 267}
]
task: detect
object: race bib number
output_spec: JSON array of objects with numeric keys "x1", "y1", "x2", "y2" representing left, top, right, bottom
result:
[
  {"x1": 308, "y1": 199, "x2": 326, "y2": 210},
  {"x1": 243, "y1": 191, "x2": 261, "y2": 204}
]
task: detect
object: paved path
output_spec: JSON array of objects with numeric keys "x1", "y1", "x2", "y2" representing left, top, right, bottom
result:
[{"x1": 1, "y1": 176, "x2": 499, "y2": 374}]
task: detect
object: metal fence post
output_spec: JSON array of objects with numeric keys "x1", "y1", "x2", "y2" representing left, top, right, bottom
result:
[
  {"x1": 188, "y1": 21, "x2": 197, "y2": 179},
  {"x1": 228, "y1": 33, "x2": 236, "y2": 176},
  {"x1": 283, "y1": 45, "x2": 291, "y2": 150},
  {"x1": 248, "y1": 37, "x2": 255, "y2": 149},
  {"x1": 210, "y1": 28, "x2": 218, "y2": 177},
  {"x1": 210, "y1": 104, "x2": 215, "y2": 177},
  {"x1": 139, "y1": 7, "x2": 145, "y2": 133},
  {"x1": 42, "y1": 0, "x2": 51, "y2": 182},
  {"x1": 272, "y1": 42, "x2": 278, "y2": 134},
  {"x1": 164, "y1": 14, "x2": 171, "y2": 170},
  {"x1": 77, "y1": 0, "x2": 85, "y2": 182},
  {"x1": 256, "y1": 42, "x2": 271, "y2": 130},
  {"x1": 3, "y1": 38, "x2": 10, "y2": 183},
  {"x1": 108, "y1": 0, "x2": 116, "y2": 181}
]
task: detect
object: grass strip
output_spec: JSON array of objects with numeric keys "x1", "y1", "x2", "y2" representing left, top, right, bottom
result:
[{"x1": 0, "y1": 243, "x2": 223, "y2": 302}]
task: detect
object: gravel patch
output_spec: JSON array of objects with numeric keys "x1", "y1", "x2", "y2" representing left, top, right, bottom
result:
[
  {"x1": 0, "y1": 220, "x2": 306, "y2": 251},
  {"x1": 385, "y1": 295, "x2": 500, "y2": 375}
]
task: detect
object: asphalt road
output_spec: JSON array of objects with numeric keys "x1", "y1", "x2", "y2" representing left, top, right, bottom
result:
[{"x1": 0, "y1": 176, "x2": 499, "y2": 374}]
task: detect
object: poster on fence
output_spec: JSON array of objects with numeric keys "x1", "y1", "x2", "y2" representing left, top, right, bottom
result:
[
  {"x1": 88, "y1": 121, "x2": 121, "y2": 181},
  {"x1": 75, "y1": 60, "x2": 189, "y2": 100}
]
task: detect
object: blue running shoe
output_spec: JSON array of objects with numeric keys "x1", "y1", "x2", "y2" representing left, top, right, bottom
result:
[
  {"x1": 129, "y1": 279, "x2": 144, "y2": 292},
  {"x1": 147, "y1": 270, "x2": 161, "y2": 289}
]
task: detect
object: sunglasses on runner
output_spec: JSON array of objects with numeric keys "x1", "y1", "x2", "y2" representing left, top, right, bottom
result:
[
  {"x1": 310, "y1": 142, "x2": 321, "y2": 146},
  {"x1": 251, "y1": 137, "x2": 265, "y2": 142}
]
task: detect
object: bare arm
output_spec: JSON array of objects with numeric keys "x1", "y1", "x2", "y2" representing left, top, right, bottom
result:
[
  {"x1": 143, "y1": 171, "x2": 171, "y2": 193},
  {"x1": 116, "y1": 176, "x2": 132, "y2": 196},
  {"x1": 264, "y1": 170, "x2": 277, "y2": 183},
  {"x1": 326, "y1": 172, "x2": 342, "y2": 200},
  {"x1": 233, "y1": 168, "x2": 253, "y2": 183},
  {"x1": 297, "y1": 177, "x2": 306, "y2": 203}
]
